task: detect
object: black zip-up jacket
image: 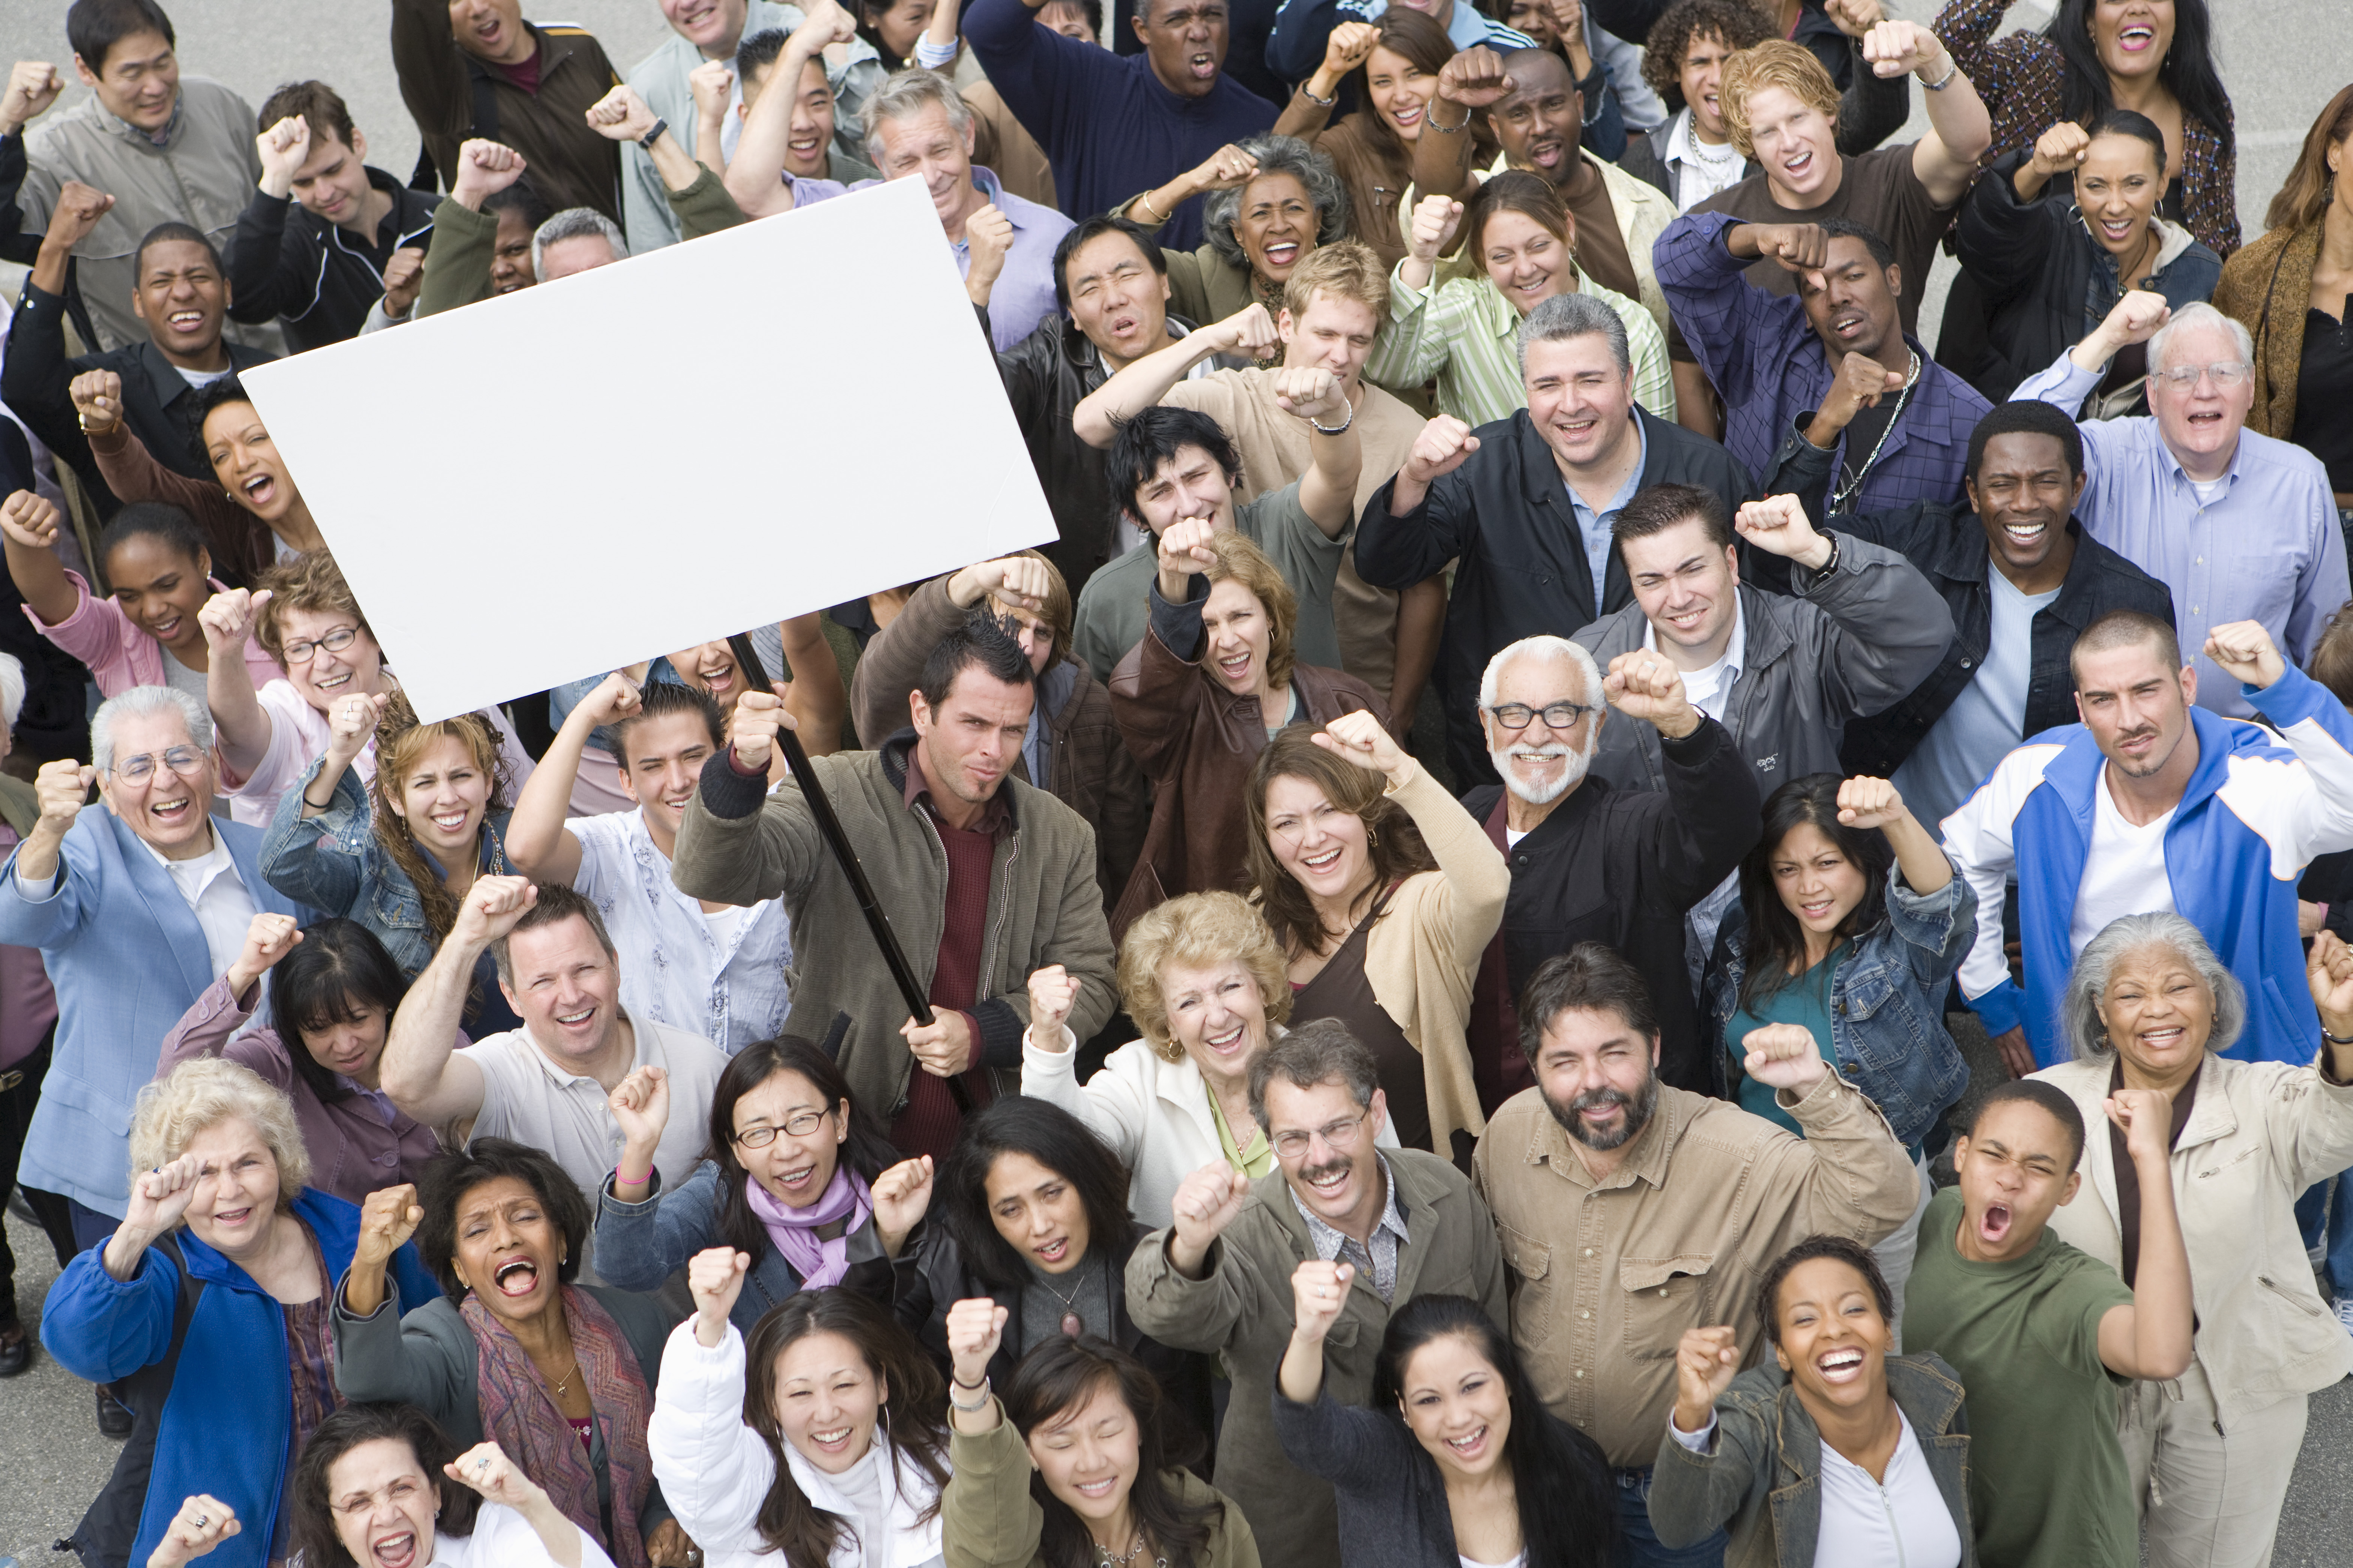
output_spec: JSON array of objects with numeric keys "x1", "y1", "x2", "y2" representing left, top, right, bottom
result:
[
  {"x1": 227, "y1": 166, "x2": 439, "y2": 353},
  {"x1": 1355, "y1": 405, "x2": 1755, "y2": 789},
  {"x1": 1836, "y1": 505, "x2": 2177, "y2": 777},
  {"x1": 1461, "y1": 713, "x2": 1761, "y2": 1098}
]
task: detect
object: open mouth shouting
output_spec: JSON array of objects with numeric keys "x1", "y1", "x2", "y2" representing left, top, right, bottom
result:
[
  {"x1": 241, "y1": 470, "x2": 278, "y2": 509},
  {"x1": 1300, "y1": 1156, "x2": 1354, "y2": 1206},
  {"x1": 2135, "y1": 1023, "x2": 2188, "y2": 1054},
  {"x1": 368, "y1": 1527, "x2": 424, "y2": 1568},
  {"x1": 1525, "y1": 135, "x2": 1566, "y2": 170},
  {"x1": 426, "y1": 807, "x2": 472, "y2": 837},
  {"x1": 1200, "y1": 1019, "x2": 1250, "y2": 1062},
  {"x1": 1186, "y1": 50, "x2": 1217, "y2": 81},
  {"x1": 1261, "y1": 240, "x2": 1302, "y2": 272},
  {"x1": 492, "y1": 1255, "x2": 541, "y2": 1299},
  {"x1": 2115, "y1": 22, "x2": 2157, "y2": 53},
  {"x1": 787, "y1": 130, "x2": 825, "y2": 166},
  {"x1": 1778, "y1": 146, "x2": 1816, "y2": 183},
  {"x1": 1999, "y1": 516, "x2": 2049, "y2": 547},
  {"x1": 1813, "y1": 1346, "x2": 1867, "y2": 1386},
  {"x1": 1214, "y1": 647, "x2": 1254, "y2": 688},
  {"x1": 2093, "y1": 213, "x2": 2138, "y2": 247},
  {"x1": 165, "y1": 308, "x2": 208, "y2": 338},
  {"x1": 1828, "y1": 309, "x2": 1870, "y2": 344},
  {"x1": 1976, "y1": 1201, "x2": 2013, "y2": 1247},
  {"x1": 1442, "y1": 1424, "x2": 1492, "y2": 1463}
]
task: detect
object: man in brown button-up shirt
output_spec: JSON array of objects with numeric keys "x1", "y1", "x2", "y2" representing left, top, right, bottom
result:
[{"x1": 1472, "y1": 943, "x2": 1917, "y2": 1476}]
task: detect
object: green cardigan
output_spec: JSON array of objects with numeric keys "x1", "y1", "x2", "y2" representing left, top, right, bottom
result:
[{"x1": 944, "y1": 1410, "x2": 1261, "y2": 1568}]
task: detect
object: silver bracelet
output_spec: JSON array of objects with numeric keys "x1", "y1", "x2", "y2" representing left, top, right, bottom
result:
[
  {"x1": 1310, "y1": 402, "x2": 1355, "y2": 436},
  {"x1": 1430, "y1": 104, "x2": 1471, "y2": 134},
  {"x1": 1301, "y1": 82, "x2": 1336, "y2": 107},
  {"x1": 950, "y1": 1376, "x2": 992, "y2": 1410},
  {"x1": 1920, "y1": 52, "x2": 1960, "y2": 91}
]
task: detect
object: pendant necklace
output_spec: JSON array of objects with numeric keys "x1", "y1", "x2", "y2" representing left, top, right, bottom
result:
[{"x1": 1039, "y1": 1254, "x2": 1093, "y2": 1338}]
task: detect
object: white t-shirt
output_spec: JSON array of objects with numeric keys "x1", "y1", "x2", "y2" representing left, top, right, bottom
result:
[
  {"x1": 1643, "y1": 601, "x2": 1748, "y2": 721},
  {"x1": 2067, "y1": 765, "x2": 2178, "y2": 954},
  {"x1": 2188, "y1": 476, "x2": 2228, "y2": 506},
  {"x1": 1664, "y1": 106, "x2": 1747, "y2": 212},
  {"x1": 1814, "y1": 1409, "x2": 1964, "y2": 1568},
  {"x1": 174, "y1": 363, "x2": 233, "y2": 389}
]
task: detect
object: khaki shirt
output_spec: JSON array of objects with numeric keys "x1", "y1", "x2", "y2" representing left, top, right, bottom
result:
[{"x1": 1472, "y1": 1073, "x2": 1917, "y2": 1467}]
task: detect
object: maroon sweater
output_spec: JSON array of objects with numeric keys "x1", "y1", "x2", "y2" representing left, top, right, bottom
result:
[{"x1": 890, "y1": 745, "x2": 1009, "y2": 1160}]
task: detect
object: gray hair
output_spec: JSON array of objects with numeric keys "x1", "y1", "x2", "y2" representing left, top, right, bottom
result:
[
  {"x1": 2060, "y1": 911, "x2": 2244, "y2": 1061},
  {"x1": 91, "y1": 685, "x2": 212, "y2": 776},
  {"x1": 1517, "y1": 290, "x2": 1631, "y2": 380},
  {"x1": 0, "y1": 651, "x2": 24, "y2": 733},
  {"x1": 531, "y1": 208, "x2": 628, "y2": 282},
  {"x1": 859, "y1": 68, "x2": 974, "y2": 170},
  {"x1": 1202, "y1": 134, "x2": 1351, "y2": 273},
  {"x1": 2147, "y1": 300, "x2": 2254, "y2": 378},
  {"x1": 1247, "y1": 1017, "x2": 1379, "y2": 1130},
  {"x1": 1479, "y1": 634, "x2": 1603, "y2": 711}
]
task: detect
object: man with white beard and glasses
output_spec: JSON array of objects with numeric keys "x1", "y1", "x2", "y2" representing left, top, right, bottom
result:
[
  {"x1": 1459, "y1": 635, "x2": 1759, "y2": 1105},
  {"x1": 1472, "y1": 941, "x2": 1917, "y2": 1563}
]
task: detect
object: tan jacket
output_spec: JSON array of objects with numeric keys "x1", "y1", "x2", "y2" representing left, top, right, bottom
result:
[
  {"x1": 1473, "y1": 1074, "x2": 1917, "y2": 1467},
  {"x1": 2215, "y1": 221, "x2": 2323, "y2": 443},
  {"x1": 1347, "y1": 762, "x2": 1509, "y2": 1152},
  {"x1": 946, "y1": 1409, "x2": 1260, "y2": 1568},
  {"x1": 2035, "y1": 1052, "x2": 2353, "y2": 1428},
  {"x1": 1125, "y1": 1149, "x2": 1508, "y2": 1568}
]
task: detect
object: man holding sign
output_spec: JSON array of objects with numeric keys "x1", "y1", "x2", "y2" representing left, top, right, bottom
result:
[{"x1": 673, "y1": 611, "x2": 1117, "y2": 1159}]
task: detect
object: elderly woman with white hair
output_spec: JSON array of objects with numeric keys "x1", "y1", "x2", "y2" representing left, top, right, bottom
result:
[
  {"x1": 2031, "y1": 911, "x2": 2353, "y2": 1568},
  {"x1": 41, "y1": 1057, "x2": 440, "y2": 1568}
]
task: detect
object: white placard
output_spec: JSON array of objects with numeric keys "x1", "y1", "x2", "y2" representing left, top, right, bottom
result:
[{"x1": 239, "y1": 177, "x2": 1054, "y2": 722}]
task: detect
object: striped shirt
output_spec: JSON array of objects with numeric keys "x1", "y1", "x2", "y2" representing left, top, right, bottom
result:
[{"x1": 1364, "y1": 261, "x2": 1676, "y2": 430}]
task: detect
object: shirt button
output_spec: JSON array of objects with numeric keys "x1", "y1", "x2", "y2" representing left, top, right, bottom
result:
[
  {"x1": 1574, "y1": 1369, "x2": 1585, "y2": 1379},
  {"x1": 1582, "y1": 1248, "x2": 1594, "y2": 1257},
  {"x1": 1660, "y1": 1287, "x2": 1670, "y2": 1297},
  {"x1": 1580, "y1": 1310, "x2": 1591, "y2": 1320}
]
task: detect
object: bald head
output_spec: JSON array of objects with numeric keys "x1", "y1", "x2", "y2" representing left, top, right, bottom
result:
[{"x1": 1491, "y1": 50, "x2": 1582, "y2": 184}]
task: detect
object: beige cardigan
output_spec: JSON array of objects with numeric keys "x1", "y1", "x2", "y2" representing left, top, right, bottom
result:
[{"x1": 1349, "y1": 761, "x2": 1511, "y2": 1152}]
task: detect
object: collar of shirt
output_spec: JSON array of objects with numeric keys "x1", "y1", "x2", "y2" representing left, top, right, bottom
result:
[
  {"x1": 1288, "y1": 1151, "x2": 1410, "y2": 1258},
  {"x1": 1642, "y1": 587, "x2": 1746, "y2": 717},
  {"x1": 1564, "y1": 415, "x2": 1649, "y2": 526},
  {"x1": 516, "y1": 1006, "x2": 642, "y2": 1087},
  {"x1": 1664, "y1": 108, "x2": 1716, "y2": 169},
  {"x1": 1531, "y1": 1084, "x2": 1678, "y2": 1190},
  {"x1": 105, "y1": 94, "x2": 182, "y2": 148},
  {"x1": 137, "y1": 823, "x2": 236, "y2": 904},
  {"x1": 950, "y1": 166, "x2": 1016, "y2": 253},
  {"x1": 902, "y1": 737, "x2": 1012, "y2": 836},
  {"x1": 2153, "y1": 419, "x2": 2250, "y2": 494}
]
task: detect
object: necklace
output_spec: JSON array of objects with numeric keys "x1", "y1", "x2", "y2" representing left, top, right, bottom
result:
[
  {"x1": 1037, "y1": 1254, "x2": 1092, "y2": 1338},
  {"x1": 547, "y1": 1356, "x2": 582, "y2": 1398},
  {"x1": 1095, "y1": 1532, "x2": 1156, "y2": 1568},
  {"x1": 1827, "y1": 349, "x2": 1921, "y2": 516}
]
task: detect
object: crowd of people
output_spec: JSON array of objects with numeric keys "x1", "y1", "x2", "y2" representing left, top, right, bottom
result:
[{"x1": 0, "y1": 0, "x2": 2348, "y2": 1565}]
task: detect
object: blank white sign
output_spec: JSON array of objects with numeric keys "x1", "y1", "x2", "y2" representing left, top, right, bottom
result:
[{"x1": 240, "y1": 176, "x2": 1055, "y2": 723}]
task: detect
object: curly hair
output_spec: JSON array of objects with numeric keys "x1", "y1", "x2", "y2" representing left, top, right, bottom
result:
[
  {"x1": 1719, "y1": 39, "x2": 1840, "y2": 162},
  {"x1": 254, "y1": 549, "x2": 371, "y2": 668},
  {"x1": 367, "y1": 689, "x2": 514, "y2": 950},
  {"x1": 131, "y1": 1058, "x2": 313, "y2": 1209},
  {"x1": 1117, "y1": 891, "x2": 1293, "y2": 1064},
  {"x1": 1202, "y1": 134, "x2": 1351, "y2": 275},
  {"x1": 1639, "y1": 0, "x2": 1773, "y2": 113}
]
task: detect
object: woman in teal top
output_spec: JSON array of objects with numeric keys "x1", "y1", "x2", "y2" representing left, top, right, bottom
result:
[{"x1": 1702, "y1": 772, "x2": 1976, "y2": 1333}]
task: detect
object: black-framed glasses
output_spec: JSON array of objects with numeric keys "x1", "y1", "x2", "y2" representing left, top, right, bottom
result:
[
  {"x1": 284, "y1": 625, "x2": 360, "y2": 664},
  {"x1": 733, "y1": 1108, "x2": 834, "y2": 1146},
  {"x1": 112, "y1": 746, "x2": 207, "y2": 784},
  {"x1": 1271, "y1": 1108, "x2": 1371, "y2": 1161},
  {"x1": 1484, "y1": 700, "x2": 1597, "y2": 731}
]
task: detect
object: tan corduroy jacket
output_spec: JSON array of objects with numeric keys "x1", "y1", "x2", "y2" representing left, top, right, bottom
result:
[{"x1": 2215, "y1": 221, "x2": 2325, "y2": 442}]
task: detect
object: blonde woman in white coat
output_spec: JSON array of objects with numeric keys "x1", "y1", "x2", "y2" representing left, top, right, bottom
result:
[
  {"x1": 2032, "y1": 912, "x2": 2353, "y2": 1568},
  {"x1": 1019, "y1": 892, "x2": 1396, "y2": 1230},
  {"x1": 650, "y1": 1247, "x2": 955, "y2": 1568}
]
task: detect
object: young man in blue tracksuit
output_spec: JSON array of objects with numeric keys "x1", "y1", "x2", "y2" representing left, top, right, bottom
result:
[{"x1": 1941, "y1": 610, "x2": 2353, "y2": 1074}]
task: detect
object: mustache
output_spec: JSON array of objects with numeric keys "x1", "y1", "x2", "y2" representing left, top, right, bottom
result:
[{"x1": 1300, "y1": 1155, "x2": 1352, "y2": 1188}]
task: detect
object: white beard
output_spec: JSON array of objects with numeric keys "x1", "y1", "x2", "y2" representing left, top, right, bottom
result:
[{"x1": 1493, "y1": 732, "x2": 1597, "y2": 806}]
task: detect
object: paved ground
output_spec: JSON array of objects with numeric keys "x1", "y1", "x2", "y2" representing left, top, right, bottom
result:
[{"x1": 5, "y1": 0, "x2": 2352, "y2": 1562}]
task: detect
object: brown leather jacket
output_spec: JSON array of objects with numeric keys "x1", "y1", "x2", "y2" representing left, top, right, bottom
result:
[
  {"x1": 847, "y1": 574, "x2": 1147, "y2": 914},
  {"x1": 1108, "y1": 593, "x2": 1387, "y2": 938}
]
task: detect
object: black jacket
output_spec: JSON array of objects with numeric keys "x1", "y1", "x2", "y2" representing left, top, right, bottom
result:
[
  {"x1": 1355, "y1": 406, "x2": 1755, "y2": 788},
  {"x1": 990, "y1": 308, "x2": 1197, "y2": 598},
  {"x1": 1462, "y1": 714, "x2": 1761, "y2": 1097},
  {"x1": 0, "y1": 280, "x2": 276, "y2": 521},
  {"x1": 227, "y1": 167, "x2": 439, "y2": 353},
  {"x1": 1836, "y1": 506, "x2": 2177, "y2": 777}
]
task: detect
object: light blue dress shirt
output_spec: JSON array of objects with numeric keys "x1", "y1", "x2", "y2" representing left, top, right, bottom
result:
[{"x1": 1566, "y1": 418, "x2": 1649, "y2": 616}]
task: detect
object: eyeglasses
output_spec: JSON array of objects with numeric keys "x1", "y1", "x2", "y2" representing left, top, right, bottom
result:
[
  {"x1": 1271, "y1": 1107, "x2": 1371, "y2": 1161},
  {"x1": 112, "y1": 746, "x2": 207, "y2": 784},
  {"x1": 1484, "y1": 701, "x2": 1597, "y2": 731},
  {"x1": 733, "y1": 1108, "x2": 834, "y2": 1146},
  {"x1": 283, "y1": 625, "x2": 360, "y2": 664},
  {"x1": 2153, "y1": 360, "x2": 2252, "y2": 390}
]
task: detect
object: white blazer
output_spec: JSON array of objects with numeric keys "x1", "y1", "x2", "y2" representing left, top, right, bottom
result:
[
  {"x1": 649, "y1": 1320, "x2": 948, "y2": 1568},
  {"x1": 1021, "y1": 1026, "x2": 1399, "y2": 1231}
]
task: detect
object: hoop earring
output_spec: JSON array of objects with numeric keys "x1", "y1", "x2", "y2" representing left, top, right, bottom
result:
[{"x1": 881, "y1": 1401, "x2": 894, "y2": 1451}]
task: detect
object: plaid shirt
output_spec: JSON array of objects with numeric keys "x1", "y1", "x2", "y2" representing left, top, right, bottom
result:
[
  {"x1": 1290, "y1": 1153, "x2": 1411, "y2": 1303},
  {"x1": 1656, "y1": 213, "x2": 1990, "y2": 521}
]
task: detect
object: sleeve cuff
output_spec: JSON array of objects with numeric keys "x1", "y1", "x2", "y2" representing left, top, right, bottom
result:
[
  {"x1": 1667, "y1": 1413, "x2": 1718, "y2": 1452},
  {"x1": 1657, "y1": 714, "x2": 1724, "y2": 766},
  {"x1": 973, "y1": 999, "x2": 1024, "y2": 1069},
  {"x1": 1967, "y1": 978, "x2": 2026, "y2": 1038},
  {"x1": 699, "y1": 748, "x2": 771, "y2": 819}
]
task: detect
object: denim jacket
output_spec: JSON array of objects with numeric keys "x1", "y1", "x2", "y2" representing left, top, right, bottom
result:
[
  {"x1": 257, "y1": 753, "x2": 514, "y2": 982},
  {"x1": 1648, "y1": 1355, "x2": 1976, "y2": 1568},
  {"x1": 1704, "y1": 862, "x2": 1975, "y2": 1150}
]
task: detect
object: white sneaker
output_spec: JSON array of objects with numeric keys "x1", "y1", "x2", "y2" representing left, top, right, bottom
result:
[{"x1": 2335, "y1": 1295, "x2": 2353, "y2": 1335}]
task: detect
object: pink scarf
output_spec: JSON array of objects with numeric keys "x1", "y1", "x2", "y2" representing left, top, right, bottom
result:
[{"x1": 746, "y1": 1163, "x2": 872, "y2": 1290}]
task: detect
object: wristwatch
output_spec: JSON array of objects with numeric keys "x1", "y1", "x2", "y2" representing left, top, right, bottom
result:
[{"x1": 640, "y1": 117, "x2": 668, "y2": 149}]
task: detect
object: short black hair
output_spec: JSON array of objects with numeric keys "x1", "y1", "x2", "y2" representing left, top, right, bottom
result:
[
  {"x1": 1965, "y1": 400, "x2": 2086, "y2": 486},
  {"x1": 1105, "y1": 407, "x2": 1242, "y2": 529},
  {"x1": 415, "y1": 1138, "x2": 592, "y2": 1301},
  {"x1": 1755, "y1": 1235, "x2": 1894, "y2": 1347},
  {"x1": 1969, "y1": 1080, "x2": 2087, "y2": 1173},
  {"x1": 916, "y1": 607, "x2": 1036, "y2": 712},
  {"x1": 98, "y1": 500, "x2": 207, "y2": 571},
  {"x1": 483, "y1": 174, "x2": 555, "y2": 232},
  {"x1": 1053, "y1": 214, "x2": 1165, "y2": 314},
  {"x1": 186, "y1": 373, "x2": 256, "y2": 467},
  {"x1": 1610, "y1": 481, "x2": 1734, "y2": 553},
  {"x1": 68, "y1": 0, "x2": 174, "y2": 74},
  {"x1": 736, "y1": 26, "x2": 793, "y2": 85},
  {"x1": 1517, "y1": 943, "x2": 1658, "y2": 1065},
  {"x1": 613, "y1": 679, "x2": 725, "y2": 766},
  {"x1": 275, "y1": 918, "x2": 410, "y2": 1110},
  {"x1": 135, "y1": 221, "x2": 221, "y2": 281},
  {"x1": 1816, "y1": 216, "x2": 1895, "y2": 271}
]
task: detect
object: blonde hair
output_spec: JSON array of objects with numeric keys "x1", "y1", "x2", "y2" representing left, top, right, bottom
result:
[
  {"x1": 1117, "y1": 891, "x2": 1293, "y2": 1063},
  {"x1": 1719, "y1": 40, "x2": 1841, "y2": 161},
  {"x1": 1203, "y1": 531, "x2": 1299, "y2": 692},
  {"x1": 130, "y1": 1058, "x2": 313, "y2": 1211},
  {"x1": 1283, "y1": 238, "x2": 1390, "y2": 321}
]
